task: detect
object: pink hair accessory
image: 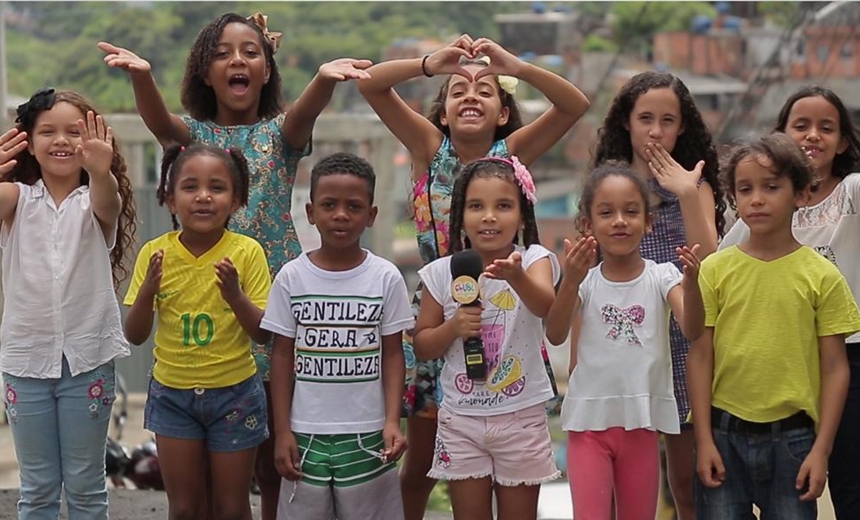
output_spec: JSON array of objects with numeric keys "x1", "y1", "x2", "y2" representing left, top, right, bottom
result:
[
  {"x1": 180, "y1": 146, "x2": 186, "y2": 152},
  {"x1": 483, "y1": 155, "x2": 537, "y2": 204},
  {"x1": 225, "y1": 148, "x2": 231, "y2": 154}
]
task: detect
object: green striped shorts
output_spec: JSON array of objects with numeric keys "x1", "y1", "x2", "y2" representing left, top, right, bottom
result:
[{"x1": 296, "y1": 430, "x2": 396, "y2": 488}]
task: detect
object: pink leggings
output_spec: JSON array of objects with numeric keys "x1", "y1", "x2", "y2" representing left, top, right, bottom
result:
[{"x1": 567, "y1": 428, "x2": 659, "y2": 520}]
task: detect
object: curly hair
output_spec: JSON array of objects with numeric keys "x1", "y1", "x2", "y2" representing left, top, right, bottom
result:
[
  {"x1": 181, "y1": 13, "x2": 283, "y2": 122},
  {"x1": 7, "y1": 89, "x2": 137, "y2": 288},
  {"x1": 448, "y1": 158, "x2": 539, "y2": 253},
  {"x1": 593, "y1": 70, "x2": 726, "y2": 236},
  {"x1": 722, "y1": 133, "x2": 814, "y2": 209},
  {"x1": 157, "y1": 143, "x2": 251, "y2": 230},
  {"x1": 426, "y1": 59, "x2": 524, "y2": 142},
  {"x1": 773, "y1": 85, "x2": 860, "y2": 184},
  {"x1": 310, "y1": 152, "x2": 376, "y2": 204}
]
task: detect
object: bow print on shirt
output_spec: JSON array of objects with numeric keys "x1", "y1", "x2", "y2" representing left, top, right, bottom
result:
[{"x1": 601, "y1": 303, "x2": 646, "y2": 346}]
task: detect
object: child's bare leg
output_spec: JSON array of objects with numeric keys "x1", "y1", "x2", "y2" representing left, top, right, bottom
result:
[
  {"x1": 496, "y1": 483, "x2": 540, "y2": 520},
  {"x1": 210, "y1": 447, "x2": 257, "y2": 520},
  {"x1": 665, "y1": 429, "x2": 697, "y2": 520},
  {"x1": 254, "y1": 382, "x2": 281, "y2": 520},
  {"x1": 156, "y1": 435, "x2": 207, "y2": 520},
  {"x1": 400, "y1": 416, "x2": 439, "y2": 520},
  {"x1": 448, "y1": 477, "x2": 493, "y2": 520}
]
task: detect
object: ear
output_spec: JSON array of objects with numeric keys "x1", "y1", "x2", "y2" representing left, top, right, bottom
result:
[
  {"x1": 366, "y1": 205, "x2": 378, "y2": 228},
  {"x1": 305, "y1": 201, "x2": 315, "y2": 225},
  {"x1": 581, "y1": 216, "x2": 593, "y2": 236},
  {"x1": 230, "y1": 195, "x2": 241, "y2": 215},
  {"x1": 497, "y1": 106, "x2": 510, "y2": 127},
  {"x1": 645, "y1": 211, "x2": 654, "y2": 234},
  {"x1": 439, "y1": 110, "x2": 449, "y2": 128},
  {"x1": 166, "y1": 193, "x2": 177, "y2": 216},
  {"x1": 837, "y1": 136, "x2": 849, "y2": 155},
  {"x1": 264, "y1": 61, "x2": 271, "y2": 85}
]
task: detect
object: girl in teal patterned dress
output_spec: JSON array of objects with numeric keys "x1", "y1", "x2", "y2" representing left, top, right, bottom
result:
[
  {"x1": 359, "y1": 34, "x2": 589, "y2": 520},
  {"x1": 100, "y1": 12, "x2": 370, "y2": 520}
]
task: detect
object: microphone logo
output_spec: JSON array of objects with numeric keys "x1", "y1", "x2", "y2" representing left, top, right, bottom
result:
[{"x1": 452, "y1": 275, "x2": 480, "y2": 305}]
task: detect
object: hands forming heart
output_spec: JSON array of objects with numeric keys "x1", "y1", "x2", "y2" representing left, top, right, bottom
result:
[{"x1": 423, "y1": 34, "x2": 522, "y2": 82}]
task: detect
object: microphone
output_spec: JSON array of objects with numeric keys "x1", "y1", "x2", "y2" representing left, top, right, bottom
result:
[{"x1": 450, "y1": 249, "x2": 485, "y2": 381}]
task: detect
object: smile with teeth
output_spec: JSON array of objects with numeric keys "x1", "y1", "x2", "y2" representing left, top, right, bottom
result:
[
  {"x1": 459, "y1": 108, "x2": 482, "y2": 118},
  {"x1": 478, "y1": 230, "x2": 500, "y2": 236},
  {"x1": 50, "y1": 151, "x2": 74, "y2": 158}
]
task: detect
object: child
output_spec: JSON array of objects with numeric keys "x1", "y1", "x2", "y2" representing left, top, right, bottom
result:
[
  {"x1": 358, "y1": 35, "x2": 589, "y2": 518},
  {"x1": 545, "y1": 162, "x2": 705, "y2": 520},
  {"x1": 99, "y1": 14, "x2": 370, "y2": 517},
  {"x1": 689, "y1": 133, "x2": 860, "y2": 519},
  {"x1": 262, "y1": 152, "x2": 412, "y2": 520},
  {"x1": 413, "y1": 157, "x2": 560, "y2": 520},
  {"x1": 123, "y1": 143, "x2": 272, "y2": 520},
  {"x1": 719, "y1": 86, "x2": 860, "y2": 519},
  {"x1": 592, "y1": 70, "x2": 725, "y2": 519},
  {"x1": 0, "y1": 88, "x2": 137, "y2": 519}
]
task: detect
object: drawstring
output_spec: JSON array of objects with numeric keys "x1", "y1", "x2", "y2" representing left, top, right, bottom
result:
[
  {"x1": 357, "y1": 432, "x2": 387, "y2": 463},
  {"x1": 289, "y1": 433, "x2": 314, "y2": 503}
]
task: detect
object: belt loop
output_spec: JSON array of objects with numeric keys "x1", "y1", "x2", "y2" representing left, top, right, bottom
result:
[{"x1": 719, "y1": 409, "x2": 731, "y2": 431}]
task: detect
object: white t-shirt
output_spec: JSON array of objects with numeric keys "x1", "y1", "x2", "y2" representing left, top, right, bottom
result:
[
  {"x1": 261, "y1": 251, "x2": 414, "y2": 434},
  {"x1": 419, "y1": 245, "x2": 560, "y2": 416},
  {"x1": 721, "y1": 173, "x2": 860, "y2": 343},
  {"x1": 561, "y1": 259, "x2": 682, "y2": 434},
  {"x1": 0, "y1": 181, "x2": 129, "y2": 378}
]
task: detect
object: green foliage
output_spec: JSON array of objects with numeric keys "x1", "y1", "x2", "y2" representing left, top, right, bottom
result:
[
  {"x1": 5, "y1": 1, "x2": 524, "y2": 113},
  {"x1": 757, "y1": 2, "x2": 800, "y2": 28},
  {"x1": 610, "y1": 1, "x2": 717, "y2": 48},
  {"x1": 583, "y1": 33, "x2": 618, "y2": 53}
]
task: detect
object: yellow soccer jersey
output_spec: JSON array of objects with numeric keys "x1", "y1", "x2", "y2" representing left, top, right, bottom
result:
[{"x1": 124, "y1": 231, "x2": 272, "y2": 389}]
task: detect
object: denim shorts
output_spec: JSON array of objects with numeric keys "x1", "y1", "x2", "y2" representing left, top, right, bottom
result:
[{"x1": 144, "y1": 374, "x2": 269, "y2": 452}]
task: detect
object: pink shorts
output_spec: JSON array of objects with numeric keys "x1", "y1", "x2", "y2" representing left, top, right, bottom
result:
[{"x1": 428, "y1": 403, "x2": 560, "y2": 486}]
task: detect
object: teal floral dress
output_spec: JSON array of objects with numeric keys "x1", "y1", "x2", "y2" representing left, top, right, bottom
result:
[{"x1": 184, "y1": 114, "x2": 309, "y2": 380}]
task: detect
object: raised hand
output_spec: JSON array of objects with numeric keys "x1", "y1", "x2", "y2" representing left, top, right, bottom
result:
[
  {"x1": 484, "y1": 250, "x2": 525, "y2": 282},
  {"x1": 141, "y1": 249, "x2": 164, "y2": 300},
  {"x1": 471, "y1": 37, "x2": 524, "y2": 80},
  {"x1": 646, "y1": 142, "x2": 703, "y2": 197},
  {"x1": 560, "y1": 237, "x2": 597, "y2": 288},
  {"x1": 677, "y1": 244, "x2": 702, "y2": 282},
  {"x1": 0, "y1": 129, "x2": 28, "y2": 176},
  {"x1": 318, "y1": 58, "x2": 373, "y2": 82},
  {"x1": 423, "y1": 34, "x2": 475, "y2": 80},
  {"x1": 98, "y1": 42, "x2": 152, "y2": 74},
  {"x1": 75, "y1": 111, "x2": 114, "y2": 178},
  {"x1": 215, "y1": 257, "x2": 241, "y2": 303}
]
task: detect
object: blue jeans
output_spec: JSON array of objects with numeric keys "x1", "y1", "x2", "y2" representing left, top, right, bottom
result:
[
  {"x1": 695, "y1": 409, "x2": 817, "y2": 520},
  {"x1": 3, "y1": 357, "x2": 116, "y2": 520},
  {"x1": 829, "y1": 344, "x2": 860, "y2": 519}
]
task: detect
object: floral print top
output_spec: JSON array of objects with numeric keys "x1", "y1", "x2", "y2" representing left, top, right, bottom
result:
[
  {"x1": 184, "y1": 114, "x2": 310, "y2": 378},
  {"x1": 413, "y1": 136, "x2": 509, "y2": 262}
]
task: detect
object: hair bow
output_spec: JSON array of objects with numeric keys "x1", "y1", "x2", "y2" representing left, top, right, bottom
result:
[
  {"x1": 484, "y1": 155, "x2": 537, "y2": 204},
  {"x1": 15, "y1": 88, "x2": 56, "y2": 127},
  {"x1": 248, "y1": 13, "x2": 283, "y2": 54}
]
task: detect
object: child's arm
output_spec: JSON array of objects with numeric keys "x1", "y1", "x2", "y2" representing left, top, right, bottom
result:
[
  {"x1": 124, "y1": 249, "x2": 163, "y2": 345},
  {"x1": 545, "y1": 237, "x2": 596, "y2": 344},
  {"x1": 215, "y1": 258, "x2": 271, "y2": 345},
  {"x1": 646, "y1": 142, "x2": 718, "y2": 256},
  {"x1": 0, "y1": 129, "x2": 24, "y2": 221},
  {"x1": 796, "y1": 334, "x2": 849, "y2": 501},
  {"x1": 666, "y1": 245, "x2": 705, "y2": 341},
  {"x1": 687, "y1": 328, "x2": 725, "y2": 488},
  {"x1": 484, "y1": 253, "x2": 555, "y2": 318},
  {"x1": 568, "y1": 313, "x2": 582, "y2": 374},
  {"x1": 76, "y1": 111, "x2": 122, "y2": 241},
  {"x1": 470, "y1": 38, "x2": 590, "y2": 166},
  {"x1": 282, "y1": 58, "x2": 372, "y2": 151},
  {"x1": 358, "y1": 36, "x2": 473, "y2": 170},
  {"x1": 413, "y1": 288, "x2": 481, "y2": 361},
  {"x1": 98, "y1": 42, "x2": 190, "y2": 145},
  {"x1": 380, "y1": 332, "x2": 407, "y2": 463},
  {"x1": 269, "y1": 333, "x2": 302, "y2": 481}
]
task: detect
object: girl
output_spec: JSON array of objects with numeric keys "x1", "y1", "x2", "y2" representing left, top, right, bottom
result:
[
  {"x1": 100, "y1": 12, "x2": 369, "y2": 517},
  {"x1": 123, "y1": 143, "x2": 272, "y2": 520},
  {"x1": 0, "y1": 88, "x2": 137, "y2": 519},
  {"x1": 720, "y1": 86, "x2": 860, "y2": 519},
  {"x1": 592, "y1": 70, "x2": 725, "y2": 519},
  {"x1": 413, "y1": 157, "x2": 560, "y2": 520},
  {"x1": 358, "y1": 34, "x2": 589, "y2": 518},
  {"x1": 546, "y1": 162, "x2": 704, "y2": 520}
]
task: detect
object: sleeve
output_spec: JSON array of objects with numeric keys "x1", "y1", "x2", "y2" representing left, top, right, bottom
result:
[
  {"x1": 0, "y1": 183, "x2": 25, "y2": 249},
  {"x1": 380, "y1": 264, "x2": 415, "y2": 336},
  {"x1": 657, "y1": 262, "x2": 683, "y2": 300},
  {"x1": 181, "y1": 116, "x2": 203, "y2": 140},
  {"x1": 844, "y1": 173, "x2": 860, "y2": 206},
  {"x1": 699, "y1": 258, "x2": 719, "y2": 327},
  {"x1": 417, "y1": 258, "x2": 449, "y2": 309},
  {"x1": 123, "y1": 241, "x2": 153, "y2": 307},
  {"x1": 816, "y1": 266, "x2": 860, "y2": 338},
  {"x1": 240, "y1": 239, "x2": 272, "y2": 308},
  {"x1": 523, "y1": 244, "x2": 561, "y2": 285},
  {"x1": 719, "y1": 218, "x2": 749, "y2": 251},
  {"x1": 260, "y1": 267, "x2": 297, "y2": 338}
]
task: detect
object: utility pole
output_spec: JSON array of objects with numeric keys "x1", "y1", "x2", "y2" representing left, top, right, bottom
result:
[{"x1": 0, "y1": 1, "x2": 7, "y2": 129}]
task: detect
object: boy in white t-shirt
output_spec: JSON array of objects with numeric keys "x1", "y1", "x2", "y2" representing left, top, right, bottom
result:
[{"x1": 262, "y1": 153, "x2": 413, "y2": 520}]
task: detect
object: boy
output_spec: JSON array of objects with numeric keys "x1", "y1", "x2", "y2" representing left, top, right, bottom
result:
[
  {"x1": 262, "y1": 152, "x2": 413, "y2": 520},
  {"x1": 688, "y1": 133, "x2": 860, "y2": 519}
]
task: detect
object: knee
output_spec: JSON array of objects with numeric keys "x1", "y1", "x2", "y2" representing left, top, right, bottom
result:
[
  {"x1": 169, "y1": 505, "x2": 203, "y2": 520},
  {"x1": 213, "y1": 504, "x2": 251, "y2": 520}
]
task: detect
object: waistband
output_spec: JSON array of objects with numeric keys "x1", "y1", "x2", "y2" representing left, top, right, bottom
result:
[{"x1": 711, "y1": 407, "x2": 813, "y2": 435}]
